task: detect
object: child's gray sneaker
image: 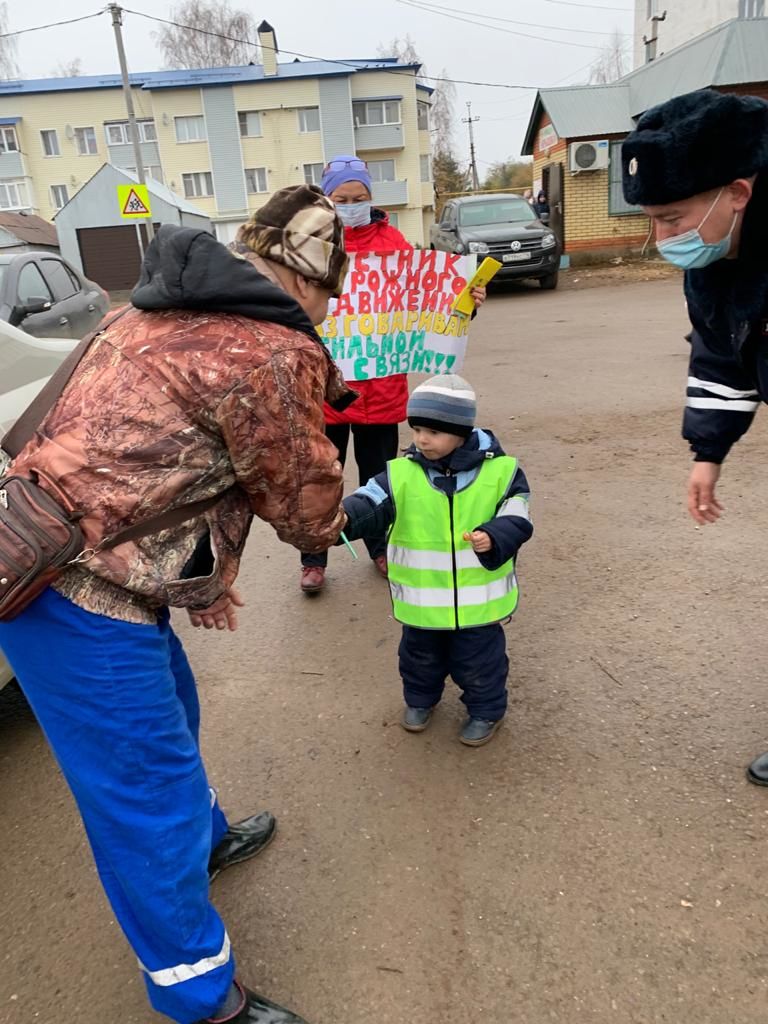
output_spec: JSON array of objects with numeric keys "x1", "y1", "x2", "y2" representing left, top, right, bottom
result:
[
  {"x1": 401, "y1": 705, "x2": 434, "y2": 732},
  {"x1": 460, "y1": 717, "x2": 503, "y2": 746}
]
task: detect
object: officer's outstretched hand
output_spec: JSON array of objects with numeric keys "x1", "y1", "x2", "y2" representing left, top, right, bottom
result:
[
  {"x1": 464, "y1": 530, "x2": 493, "y2": 553},
  {"x1": 188, "y1": 587, "x2": 245, "y2": 631},
  {"x1": 688, "y1": 462, "x2": 723, "y2": 525}
]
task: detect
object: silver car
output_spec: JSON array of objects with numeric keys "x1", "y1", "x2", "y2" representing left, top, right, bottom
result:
[
  {"x1": 0, "y1": 317, "x2": 81, "y2": 689},
  {"x1": 0, "y1": 252, "x2": 109, "y2": 339}
]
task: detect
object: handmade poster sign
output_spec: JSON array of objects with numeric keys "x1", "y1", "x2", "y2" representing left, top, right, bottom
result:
[{"x1": 318, "y1": 249, "x2": 473, "y2": 381}]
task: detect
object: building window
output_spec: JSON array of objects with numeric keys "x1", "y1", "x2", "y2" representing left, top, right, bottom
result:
[
  {"x1": 609, "y1": 142, "x2": 642, "y2": 216},
  {"x1": 368, "y1": 159, "x2": 396, "y2": 183},
  {"x1": 387, "y1": 211, "x2": 399, "y2": 228},
  {"x1": 125, "y1": 165, "x2": 164, "y2": 183},
  {"x1": 182, "y1": 171, "x2": 214, "y2": 198},
  {"x1": 175, "y1": 116, "x2": 207, "y2": 143},
  {"x1": 245, "y1": 167, "x2": 268, "y2": 194},
  {"x1": 297, "y1": 107, "x2": 321, "y2": 133},
  {"x1": 238, "y1": 111, "x2": 262, "y2": 137},
  {"x1": 303, "y1": 163, "x2": 323, "y2": 186},
  {"x1": 0, "y1": 180, "x2": 29, "y2": 209},
  {"x1": 41, "y1": 129, "x2": 60, "y2": 157},
  {"x1": 353, "y1": 100, "x2": 401, "y2": 126},
  {"x1": 74, "y1": 126, "x2": 98, "y2": 155},
  {"x1": 417, "y1": 101, "x2": 430, "y2": 131},
  {"x1": 0, "y1": 126, "x2": 19, "y2": 154},
  {"x1": 0, "y1": 126, "x2": 18, "y2": 154},
  {"x1": 739, "y1": 0, "x2": 765, "y2": 14},
  {"x1": 420, "y1": 155, "x2": 432, "y2": 182},
  {"x1": 104, "y1": 120, "x2": 157, "y2": 146},
  {"x1": 50, "y1": 184, "x2": 69, "y2": 209}
]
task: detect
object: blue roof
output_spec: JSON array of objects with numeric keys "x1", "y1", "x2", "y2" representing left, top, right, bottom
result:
[{"x1": 0, "y1": 57, "x2": 422, "y2": 97}]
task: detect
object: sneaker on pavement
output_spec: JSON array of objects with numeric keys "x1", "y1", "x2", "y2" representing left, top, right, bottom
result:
[
  {"x1": 200, "y1": 980, "x2": 309, "y2": 1023},
  {"x1": 459, "y1": 717, "x2": 503, "y2": 747},
  {"x1": 209, "y1": 811, "x2": 276, "y2": 881},
  {"x1": 401, "y1": 705, "x2": 434, "y2": 732},
  {"x1": 300, "y1": 566, "x2": 326, "y2": 594},
  {"x1": 373, "y1": 555, "x2": 388, "y2": 578}
]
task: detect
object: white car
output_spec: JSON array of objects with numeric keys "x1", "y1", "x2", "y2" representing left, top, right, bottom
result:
[{"x1": 1, "y1": 317, "x2": 78, "y2": 688}]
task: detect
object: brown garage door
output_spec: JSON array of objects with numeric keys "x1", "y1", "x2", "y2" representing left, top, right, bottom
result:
[{"x1": 77, "y1": 223, "x2": 157, "y2": 292}]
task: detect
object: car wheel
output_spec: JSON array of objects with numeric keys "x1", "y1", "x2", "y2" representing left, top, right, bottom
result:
[{"x1": 539, "y1": 272, "x2": 559, "y2": 290}]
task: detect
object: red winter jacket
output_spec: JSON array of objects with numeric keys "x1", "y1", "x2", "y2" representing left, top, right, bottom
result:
[{"x1": 324, "y1": 210, "x2": 412, "y2": 426}]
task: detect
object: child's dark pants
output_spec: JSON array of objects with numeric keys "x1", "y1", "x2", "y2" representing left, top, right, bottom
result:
[{"x1": 398, "y1": 623, "x2": 509, "y2": 721}]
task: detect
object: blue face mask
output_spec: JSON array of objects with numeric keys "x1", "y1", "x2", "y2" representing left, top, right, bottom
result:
[
  {"x1": 657, "y1": 188, "x2": 738, "y2": 270},
  {"x1": 335, "y1": 201, "x2": 372, "y2": 228}
]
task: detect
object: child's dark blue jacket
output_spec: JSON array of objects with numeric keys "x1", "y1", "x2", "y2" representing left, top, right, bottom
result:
[{"x1": 341, "y1": 428, "x2": 533, "y2": 570}]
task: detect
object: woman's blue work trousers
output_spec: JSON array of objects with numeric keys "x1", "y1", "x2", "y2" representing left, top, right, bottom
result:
[{"x1": 0, "y1": 587, "x2": 235, "y2": 1023}]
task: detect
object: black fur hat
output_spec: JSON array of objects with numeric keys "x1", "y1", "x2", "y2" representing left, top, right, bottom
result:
[{"x1": 622, "y1": 89, "x2": 768, "y2": 206}]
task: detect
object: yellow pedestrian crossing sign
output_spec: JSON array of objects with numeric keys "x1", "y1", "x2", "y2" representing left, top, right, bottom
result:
[{"x1": 118, "y1": 184, "x2": 152, "y2": 219}]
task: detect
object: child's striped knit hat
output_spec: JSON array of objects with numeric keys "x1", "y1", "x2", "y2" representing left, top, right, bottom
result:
[{"x1": 407, "y1": 374, "x2": 477, "y2": 438}]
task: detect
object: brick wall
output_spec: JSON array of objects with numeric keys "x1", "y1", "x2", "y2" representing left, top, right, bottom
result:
[{"x1": 531, "y1": 82, "x2": 768, "y2": 259}]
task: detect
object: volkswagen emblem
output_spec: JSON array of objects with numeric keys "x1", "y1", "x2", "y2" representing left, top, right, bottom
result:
[{"x1": 510, "y1": 240, "x2": 522, "y2": 252}]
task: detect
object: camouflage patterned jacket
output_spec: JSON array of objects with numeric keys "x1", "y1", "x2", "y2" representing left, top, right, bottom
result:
[{"x1": 11, "y1": 227, "x2": 353, "y2": 623}]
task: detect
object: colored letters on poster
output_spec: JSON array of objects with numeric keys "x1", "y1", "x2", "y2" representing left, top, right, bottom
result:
[{"x1": 317, "y1": 250, "x2": 473, "y2": 380}]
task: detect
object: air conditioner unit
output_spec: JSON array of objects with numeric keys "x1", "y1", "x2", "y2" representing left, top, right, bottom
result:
[{"x1": 569, "y1": 139, "x2": 609, "y2": 172}]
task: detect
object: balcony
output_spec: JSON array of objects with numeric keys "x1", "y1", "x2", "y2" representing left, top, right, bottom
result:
[
  {"x1": 354, "y1": 123, "x2": 405, "y2": 151},
  {"x1": 0, "y1": 150, "x2": 24, "y2": 178},
  {"x1": 372, "y1": 180, "x2": 408, "y2": 207}
]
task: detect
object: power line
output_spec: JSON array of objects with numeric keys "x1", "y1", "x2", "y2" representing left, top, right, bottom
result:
[
  {"x1": 398, "y1": 0, "x2": 604, "y2": 49},
  {"x1": 0, "y1": 11, "x2": 105, "y2": 39},
  {"x1": 539, "y1": 0, "x2": 631, "y2": 8},
  {"x1": 396, "y1": 0, "x2": 627, "y2": 35},
  {"x1": 120, "y1": 7, "x2": 543, "y2": 91}
]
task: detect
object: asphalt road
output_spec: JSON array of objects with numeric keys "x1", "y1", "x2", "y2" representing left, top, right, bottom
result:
[{"x1": 3, "y1": 274, "x2": 768, "y2": 1024}]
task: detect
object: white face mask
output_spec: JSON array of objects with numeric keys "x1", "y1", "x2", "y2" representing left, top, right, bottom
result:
[{"x1": 335, "y1": 202, "x2": 372, "y2": 228}]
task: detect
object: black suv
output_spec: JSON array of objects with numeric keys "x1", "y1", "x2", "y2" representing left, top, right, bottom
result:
[{"x1": 430, "y1": 194, "x2": 560, "y2": 290}]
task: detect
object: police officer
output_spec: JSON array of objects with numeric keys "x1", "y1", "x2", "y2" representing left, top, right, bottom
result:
[{"x1": 622, "y1": 88, "x2": 768, "y2": 785}]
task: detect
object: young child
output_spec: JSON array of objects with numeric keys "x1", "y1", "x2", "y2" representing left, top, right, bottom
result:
[{"x1": 340, "y1": 374, "x2": 533, "y2": 746}]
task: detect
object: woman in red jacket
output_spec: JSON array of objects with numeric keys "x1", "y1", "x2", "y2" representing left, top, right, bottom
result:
[{"x1": 300, "y1": 155, "x2": 485, "y2": 593}]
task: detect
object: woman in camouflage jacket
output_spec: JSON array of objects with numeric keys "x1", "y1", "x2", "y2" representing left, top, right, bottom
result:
[{"x1": 0, "y1": 185, "x2": 351, "y2": 1024}]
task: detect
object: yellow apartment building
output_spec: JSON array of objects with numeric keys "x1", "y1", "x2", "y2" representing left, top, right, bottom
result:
[{"x1": 0, "y1": 21, "x2": 435, "y2": 257}]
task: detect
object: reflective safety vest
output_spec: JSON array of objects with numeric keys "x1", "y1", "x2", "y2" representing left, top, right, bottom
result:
[{"x1": 387, "y1": 455, "x2": 519, "y2": 630}]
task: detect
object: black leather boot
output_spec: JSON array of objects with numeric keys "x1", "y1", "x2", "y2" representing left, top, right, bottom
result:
[
  {"x1": 209, "y1": 812, "x2": 276, "y2": 881},
  {"x1": 746, "y1": 751, "x2": 768, "y2": 786},
  {"x1": 197, "y1": 981, "x2": 309, "y2": 1023}
]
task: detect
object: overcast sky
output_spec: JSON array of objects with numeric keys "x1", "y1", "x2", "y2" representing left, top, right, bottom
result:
[{"x1": 11, "y1": 0, "x2": 635, "y2": 170}]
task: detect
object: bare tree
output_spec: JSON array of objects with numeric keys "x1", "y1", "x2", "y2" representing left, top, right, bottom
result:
[
  {"x1": 154, "y1": 1, "x2": 260, "y2": 69},
  {"x1": 51, "y1": 58, "x2": 83, "y2": 78},
  {"x1": 588, "y1": 28, "x2": 630, "y2": 84},
  {"x1": 377, "y1": 35, "x2": 424, "y2": 80},
  {"x1": 430, "y1": 71, "x2": 457, "y2": 158},
  {"x1": 0, "y1": 3, "x2": 20, "y2": 80},
  {"x1": 378, "y1": 37, "x2": 456, "y2": 157}
]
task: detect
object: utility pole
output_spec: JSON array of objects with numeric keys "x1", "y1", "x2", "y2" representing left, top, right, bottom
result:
[
  {"x1": 108, "y1": 3, "x2": 154, "y2": 241},
  {"x1": 462, "y1": 102, "x2": 481, "y2": 192}
]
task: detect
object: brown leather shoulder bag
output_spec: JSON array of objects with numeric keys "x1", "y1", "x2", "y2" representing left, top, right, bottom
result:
[{"x1": 0, "y1": 311, "x2": 220, "y2": 621}]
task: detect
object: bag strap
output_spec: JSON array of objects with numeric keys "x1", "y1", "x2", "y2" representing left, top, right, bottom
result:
[
  {"x1": 96, "y1": 490, "x2": 229, "y2": 554},
  {"x1": 5, "y1": 307, "x2": 237, "y2": 557},
  {"x1": 3, "y1": 308, "x2": 130, "y2": 460}
]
